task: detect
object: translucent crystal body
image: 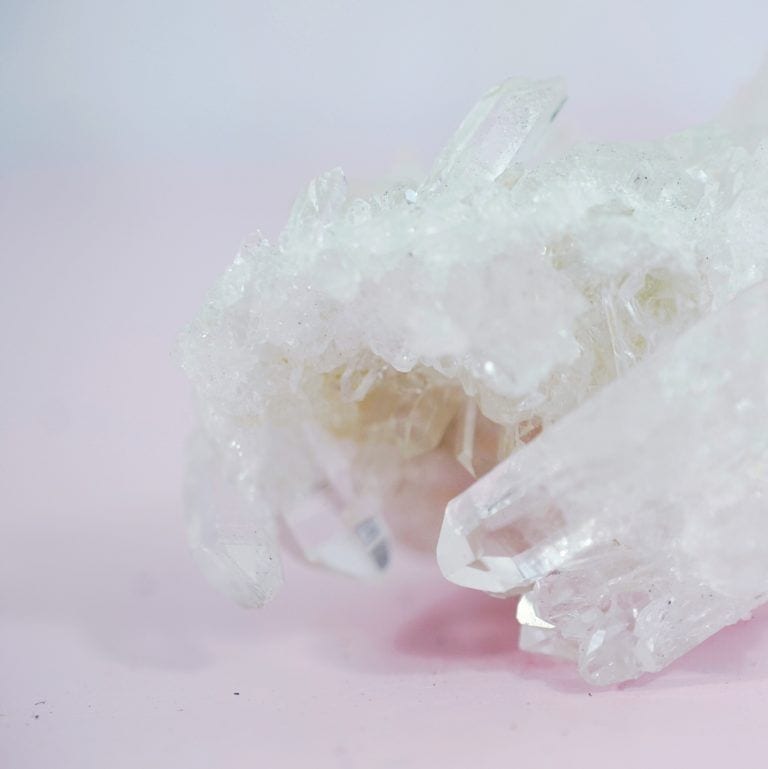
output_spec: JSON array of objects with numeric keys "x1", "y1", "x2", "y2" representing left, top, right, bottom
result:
[
  {"x1": 180, "y1": 73, "x2": 768, "y2": 682},
  {"x1": 438, "y1": 282, "x2": 768, "y2": 684}
]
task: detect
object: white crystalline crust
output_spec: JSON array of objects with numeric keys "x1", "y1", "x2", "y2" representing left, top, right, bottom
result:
[{"x1": 179, "y1": 74, "x2": 768, "y2": 683}]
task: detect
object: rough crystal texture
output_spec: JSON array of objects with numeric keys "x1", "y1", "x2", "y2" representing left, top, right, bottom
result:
[
  {"x1": 180, "y1": 72, "x2": 768, "y2": 682},
  {"x1": 438, "y1": 282, "x2": 768, "y2": 684}
]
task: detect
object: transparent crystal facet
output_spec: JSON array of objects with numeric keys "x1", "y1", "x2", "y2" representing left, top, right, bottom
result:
[
  {"x1": 438, "y1": 282, "x2": 768, "y2": 684},
  {"x1": 184, "y1": 433, "x2": 283, "y2": 608}
]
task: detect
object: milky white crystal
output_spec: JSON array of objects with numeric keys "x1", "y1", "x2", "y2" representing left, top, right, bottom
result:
[{"x1": 179, "y1": 71, "x2": 768, "y2": 682}]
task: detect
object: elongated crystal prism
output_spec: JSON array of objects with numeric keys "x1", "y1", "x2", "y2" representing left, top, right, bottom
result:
[
  {"x1": 438, "y1": 282, "x2": 768, "y2": 684},
  {"x1": 185, "y1": 433, "x2": 283, "y2": 608},
  {"x1": 425, "y1": 77, "x2": 567, "y2": 190}
]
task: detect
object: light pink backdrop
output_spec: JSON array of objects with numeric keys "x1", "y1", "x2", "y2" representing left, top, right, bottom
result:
[{"x1": 3, "y1": 2, "x2": 768, "y2": 767}]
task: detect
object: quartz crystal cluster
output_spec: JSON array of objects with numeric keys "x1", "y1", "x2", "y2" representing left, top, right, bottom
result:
[{"x1": 179, "y1": 72, "x2": 768, "y2": 684}]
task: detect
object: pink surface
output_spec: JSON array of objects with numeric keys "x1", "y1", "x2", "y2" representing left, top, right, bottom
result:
[
  {"x1": 4, "y1": 162, "x2": 768, "y2": 769},
  {"x1": 4, "y1": 3, "x2": 768, "y2": 766}
]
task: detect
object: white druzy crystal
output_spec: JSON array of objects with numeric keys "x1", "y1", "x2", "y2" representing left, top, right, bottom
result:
[{"x1": 180, "y1": 72, "x2": 768, "y2": 682}]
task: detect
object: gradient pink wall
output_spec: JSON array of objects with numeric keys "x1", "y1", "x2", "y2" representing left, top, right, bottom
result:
[{"x1": 3, "y1": 2, "x2": 768, "y2": 767}]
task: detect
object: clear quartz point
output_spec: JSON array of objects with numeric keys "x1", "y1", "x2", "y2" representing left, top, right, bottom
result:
[
  {"x1": 438, "y1": 281, "x2": 768, "y2": 684},
  {"x1": 425, "y1": 77, "x2": 567, "y2": 190},
  {"x1": 273, "y1": 426, "x2": 392, "y2": 577},
  {"x1": 185, "y1": 433, "x2": 283, "y2": 608}
]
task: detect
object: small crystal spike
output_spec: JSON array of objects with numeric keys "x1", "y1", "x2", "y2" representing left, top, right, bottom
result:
[{"x1": 426, "y1": 77, "x2": 566, "y2": 190}]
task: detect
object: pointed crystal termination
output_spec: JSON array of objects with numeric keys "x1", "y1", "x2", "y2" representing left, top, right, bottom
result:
[
  {"x1": 273, "y1": 426, "x2": 392, "y2": 578},
  {"x1": 185, "y1": 433, "x2": 283, "y2": 608},
  {"x1": 185, "y1": 424, "x2": 393, "y2": 607},
  {"x1": 438, "y1": 281, "x2": 768, "y2": 684},
  {"x1": 279, "y1": 166, "x2": 348, "y2": 251},
  {"x1": 424, "y1": 77, "x2": 566, "y2": 191}
]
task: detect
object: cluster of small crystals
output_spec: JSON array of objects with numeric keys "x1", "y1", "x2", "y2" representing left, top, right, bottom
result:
[{"x1": 180, "y1": 74, "x2": 768, "y2": 682}]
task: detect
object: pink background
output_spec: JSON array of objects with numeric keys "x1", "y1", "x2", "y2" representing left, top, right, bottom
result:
[{"x1": 3, "y1": 2, "x2": 768, "y2": 767}]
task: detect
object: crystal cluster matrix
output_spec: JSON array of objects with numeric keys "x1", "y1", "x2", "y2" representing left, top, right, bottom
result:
[{"x1": 179, "y1": 72, "x2": 768, "y2": 685}]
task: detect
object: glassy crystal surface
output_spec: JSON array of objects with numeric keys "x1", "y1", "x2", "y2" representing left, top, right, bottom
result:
[
  {"x1": 425, "y1": 77, "x2": 567, "y2": 190},
  {"x1": 438, "y1": 282, "x2": 768, "y2": 684},
  {"x1": 185, "y1": 432, "x2": 283, "y2": 608},
  {"x1": 180, "y1": 69, "x2": 768, "y2": 682}
]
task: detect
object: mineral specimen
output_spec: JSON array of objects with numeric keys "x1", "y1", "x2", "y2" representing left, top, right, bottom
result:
[{"x1": 179, "y1": 71, "x2": 768, "y2": 683}]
